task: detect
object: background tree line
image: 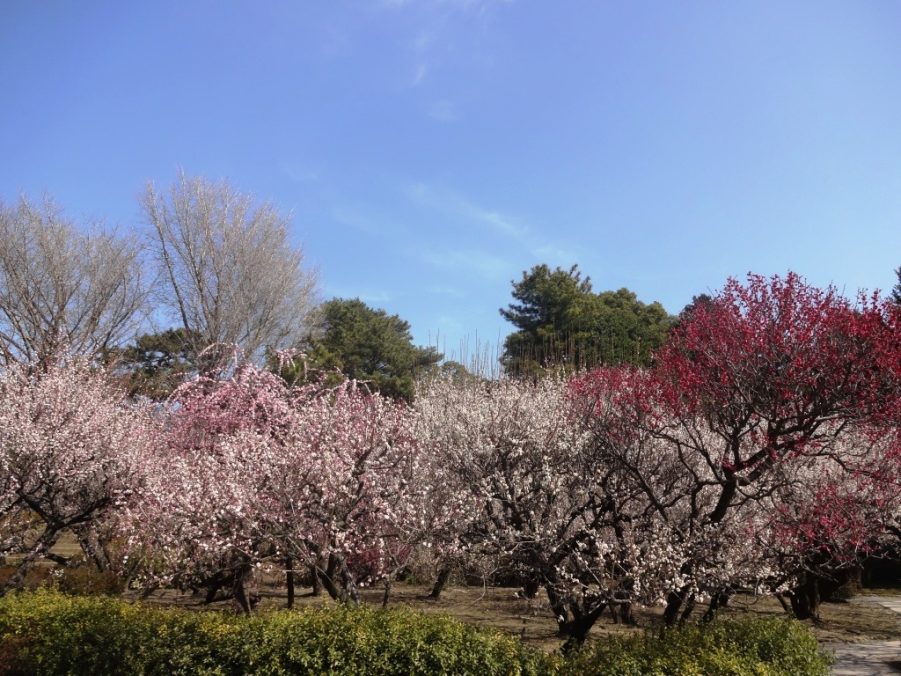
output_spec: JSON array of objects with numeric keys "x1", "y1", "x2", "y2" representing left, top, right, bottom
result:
[{"x1": 3, "y1": 172, "x2": 899, "y2": 402}]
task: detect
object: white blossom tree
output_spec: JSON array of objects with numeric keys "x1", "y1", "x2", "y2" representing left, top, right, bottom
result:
[{"x1": 0, "y1": 360, "x2": 154, "y2": 593}]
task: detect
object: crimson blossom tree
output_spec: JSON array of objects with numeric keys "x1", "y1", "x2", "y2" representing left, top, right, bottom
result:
[
  {"x1": 0, "y1": 360, "x2": 154, "y2": 594},
  {"x1": 573, "y1": 272, "x2": 901, "y2": 623}
]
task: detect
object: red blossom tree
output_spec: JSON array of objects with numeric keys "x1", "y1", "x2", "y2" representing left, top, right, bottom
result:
[{"x1": 573, "y1": 272, "x2": 900, "y2": 622}]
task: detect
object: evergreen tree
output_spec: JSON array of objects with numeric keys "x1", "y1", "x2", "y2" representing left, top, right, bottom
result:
[
  {"x1": 281, "y1": 298, "x2": 441, "y2": 402},
  {"x1": 500, "y1": 264, "x2": 673, "y2": 375}
]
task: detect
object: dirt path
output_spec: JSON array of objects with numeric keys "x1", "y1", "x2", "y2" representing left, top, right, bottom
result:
[{"x1": 830, "y1": 596, "x2": 901, "y2": 675}]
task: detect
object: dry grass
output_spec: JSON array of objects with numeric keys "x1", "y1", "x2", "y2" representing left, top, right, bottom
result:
[
  {"x1": 8, "y1": 531, "x2": 899, "y2": 647},
  {"x1": 134, "y1": 579, "x2": 901, "y2": 649}
]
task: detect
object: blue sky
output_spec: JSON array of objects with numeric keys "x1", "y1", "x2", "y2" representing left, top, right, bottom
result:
[{"x1": 2, "y1": 1, "x2": 900, "y2": 359}]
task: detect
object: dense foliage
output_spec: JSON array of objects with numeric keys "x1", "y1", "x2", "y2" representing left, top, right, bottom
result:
[
  {"x1": 500, "y1": 264, "x2": 673, "y2": 375},
  {"x1": 282, "y1": 297, "x2": 442, "y2": 401}
]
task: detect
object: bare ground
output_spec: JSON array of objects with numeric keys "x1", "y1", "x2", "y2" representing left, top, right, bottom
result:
[{"x1": 133, "y1": 580, "x2": 901, "y2": 651}]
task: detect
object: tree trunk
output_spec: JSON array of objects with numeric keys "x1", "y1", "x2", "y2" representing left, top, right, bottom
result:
[
  {"x1": 318, "y1": 554, "x2": 360, "y2": 604},
  {"x1": 232, "y1": 565, "x2": 253, "y2": 614},
  {"x1": 663, "y1": 587, "x2": 691, "y2": 626},
  {"x1": 1, "y1": 527, "x2": 61, "y2": 596},
  {"x1": 545, "y1": 584, "x2": 607, "y2": 653},
  {"x1": 72, "y1": 525, "x2": 111, "y2": 572},
  {"x1": 311, "y1": 563, "x2": 322, "y2": 597},
  {"x1": 339, "y1": 556, "x2": 360, "y2": 605},
  {"x1": 557, "y1": 605, "x2": 608, "y2": 655},
  {"x1": 286, "y1": 557, "x2": 295, "y2": 609},
  {"x1": 680, "y1": 594, "x2": 696, "y2": 623},
  {"x1": 382, "y1": 578, "x2": 392, "y2": 609},
  {"x1": 702, "y1": 592, "x2": 730, "y2": 623},
  {"x1": 788, "y1": 573, "x2": 821, "y2": 621},
  {"x1": 429, "y1": 565, "x2": 452, "y2": 600},
  {"x1": 521, "y1": 579, "x2": 540, "y2": 599},
  {"x1": 610, "y1": 600, "x2": 635, "y2": 625}
]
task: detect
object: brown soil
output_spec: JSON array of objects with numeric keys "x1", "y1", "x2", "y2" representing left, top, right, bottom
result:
[{"x1": 133, "y1": 581, "x2": 901, "y2": 649}]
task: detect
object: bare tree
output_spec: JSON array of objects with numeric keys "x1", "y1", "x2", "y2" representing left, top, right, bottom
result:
[
  {"x1": 0, "y1": 196, "x2": 148, "y2": 368},
  {"x1": 142, "y1": 173, "x2": 318, "y2": 363}
]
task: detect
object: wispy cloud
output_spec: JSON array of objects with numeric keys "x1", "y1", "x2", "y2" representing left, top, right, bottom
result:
[
  {"x1": 404, "y1": 180, "x2": 578, "y2": 267},
  {"x1": 427, "y1": 100, "x2": 458, "y2": 122},
  {"x1": 406, "y1": 182, "x2": 527, "y2": 240},
  {"x1": 279, "y1": 161, "x2": 320, "y2": 183},
  {"x1": 412, "y1": 63, "x2": 429, "y2": 86},
  {"x1": 331, "y1": 206, "x2": 379, "y2": 235},
  {"x1": 418, "y1": 248, "x2": 512, "y2": 279},
  {"x1": 325, "y1": 285, "x2": 392, "y2": 305},
  {"x1": 428, "y1": 284, "x2": 466, "y2": 298},
  {"x1": 531, "y1": 244, "x2": 579, "y2": 265}
]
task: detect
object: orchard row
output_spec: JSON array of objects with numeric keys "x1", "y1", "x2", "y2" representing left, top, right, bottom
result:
[{"x1": 1, "y1": 272, "x2": 898, "y2": 649}]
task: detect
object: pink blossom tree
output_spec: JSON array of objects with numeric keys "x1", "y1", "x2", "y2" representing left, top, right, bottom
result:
[
  {"x1": 125, "y1": 360, "x2": 296, "y2": 611},
  {"x1": 274, "y1": 381, "x2": 425, "y2": 605},
  {"x1": 127, "y1": 360, "x2": 429, "y2": 611}
]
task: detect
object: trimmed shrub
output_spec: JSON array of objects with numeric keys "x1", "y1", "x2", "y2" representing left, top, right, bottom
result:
[
  {"x1": 0, "y1": 590, "x2": 553, "y2": 675},
  {"x1": 0, "y1": 591, "x2": 831, "y2": 675},
  {"x1": 563, "y1": 617, "x2": 832, "y2": 676}
]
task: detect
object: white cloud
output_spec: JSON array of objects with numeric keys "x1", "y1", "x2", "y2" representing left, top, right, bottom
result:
[
  {"x1": 325, "y1": 285, "x2": 392, "y2": 305},
  {"x1": 404, "y1": 180, "x2": 579, "y2": 269},
  {"x1": 428, "y1": 285, "x2": 465, "y2": 298},
  {"x1": 531, "y1": 244, "x2": 578, "y2": 265},
  {"x1": 418, "y1": 248, "x2": 512, "y2": 279},
  {"x1": 412, "y1": 63, "x2": 429, "y2": 86},
  {"x1": 331, "y1": 207, "x2": 379, "y2": 235},
  {"x1": 279, "y1": 161, "x2": 319, "y2": 183},
  {"x1": 405, "y1": 182, "x2": 527, "y2": 239},
  {"x1": 427, "y1": 100, "x2": 458, "y2": 122}
]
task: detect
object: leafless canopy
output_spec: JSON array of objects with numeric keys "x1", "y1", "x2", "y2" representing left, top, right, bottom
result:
[
  {"x1": 142, "y1": 173, "x2": 318, "y2": 362},
  {"x1": 0, "y1": 197, "x2": 148, "y2": 367}
]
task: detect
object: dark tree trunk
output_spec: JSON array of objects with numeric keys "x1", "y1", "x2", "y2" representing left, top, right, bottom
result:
[
  {"x1": 1, "y1": 527, "x2": 61, "y2": 596},
  {"x1": 382, "y1": 578, "x2": 392, "y2": 608},
  {"x1": 557, "y1": 606, "x2": 608, "y2": 655},
  {"x1": 232, "y1": 565, "x2": 253, "y2": 614},
  {"x1": 521, "y1": 580, "x2": 540, "y2": 599},
  {"x1": 339, "y1": 556, "x2": 360, "y2": 604},
  {"x1": 429, "y1": 565, "x2": 452, "y2": 600},
  {"x1": 545, "y1": 584, "x2": 607, "y2": 653},
  {"x1": 680, "y1": 594, "x2": 696, "y2": 623},
  {"x1": 286, "y1": 557, "x2": 295, "y2": 609},
  {"x1": 203, "y1": 571, "x2": 230, "y2": 604},
  {"x1": 319, "y1": 555, "x2": 343, "y2": 601},
  {"x1": 663, "y1": 587, "x2": 691, "y2": 626},
  {"x1": 702, "y1": 592, "x2": 731, "y2": 623},
  {"x1": 318, "y1": 554, "x2": 360, "y2": 605},
  {"x1": 610, "y1": 600, "x2": 635, "y2": 625},
  {"x1": 787, "y1": 570, "x2": 851, "y2": 620},
  {"x1": 72, "y1": 526, "x2": 111, "y2": 572},
  {"x1": 311, "y1": 563, "x2": 322, "y2": 597}
]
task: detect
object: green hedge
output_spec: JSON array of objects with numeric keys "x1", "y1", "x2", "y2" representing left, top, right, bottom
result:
[
  {"x1": 563, "y1": 617, "x2": 831, "y2": 676},
  {"x1": 0, "y1": 590, "x2": 831, "y2": 675},
  {"x1": 0, "y1": 589, "x2": 552, "y2": 675}
]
